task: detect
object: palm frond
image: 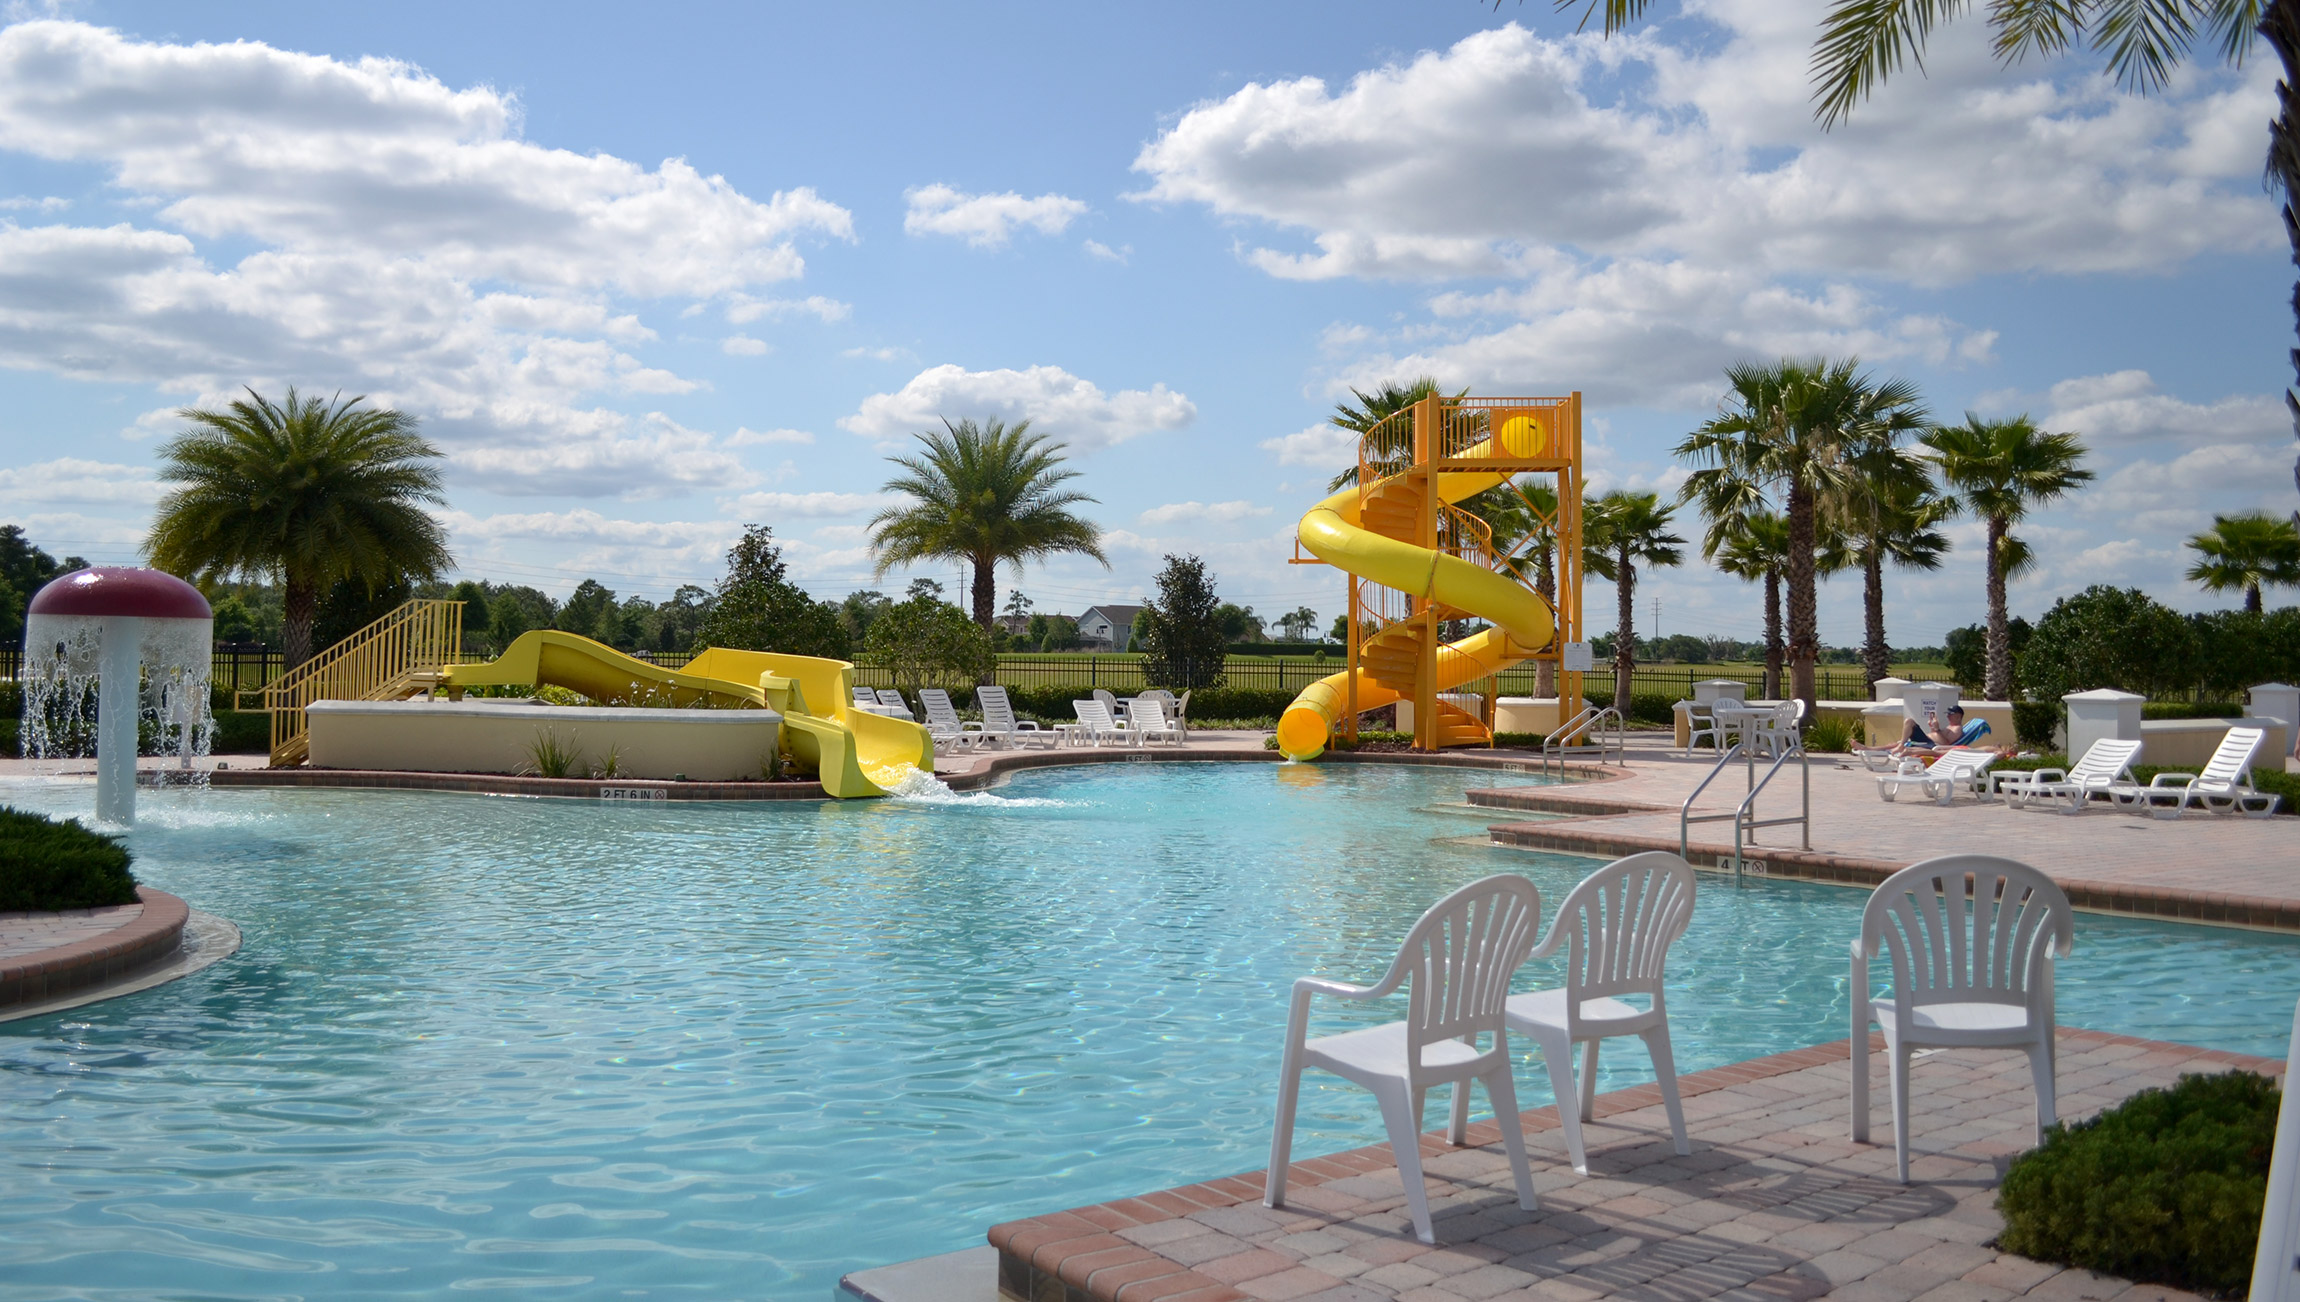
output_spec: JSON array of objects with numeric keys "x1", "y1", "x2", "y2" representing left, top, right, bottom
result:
[{"x1": 1812, "y1": 0, "x2": 1973, "y2": 128}]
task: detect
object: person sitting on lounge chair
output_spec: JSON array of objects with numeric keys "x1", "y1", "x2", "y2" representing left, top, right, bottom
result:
[{"x1": 1857, "y1": 706, "x2": 2007, "y2": 768}]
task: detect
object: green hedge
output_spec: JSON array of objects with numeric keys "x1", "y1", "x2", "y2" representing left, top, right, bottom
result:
[
  {"x1": 2145, "y1": 701, "x2": 2246, "y2": 720},
  {"x1": 1998, "y1": 1071, "x2": 2276, "y2": 1295},
  {"x1": 1580, "y1": 689, "x2": 1677, "y2": 725},
  {"x1": 0, "y1": 807, "x2": 140, "y2": 911},
  {"x1": 2013, "y1": 701, "x2": 2061, "y2": 748},
  {"x1": 211, "y1": 710, "x2": 271, "y2": 754}
]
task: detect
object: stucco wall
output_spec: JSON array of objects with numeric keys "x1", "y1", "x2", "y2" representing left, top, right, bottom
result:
[{"x1": 306, "y1": 700, "x2": 783, "y2": 781}]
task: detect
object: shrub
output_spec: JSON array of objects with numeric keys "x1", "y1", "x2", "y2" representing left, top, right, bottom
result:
[
  {"x1": 1492, "y1": 731, "x2": 1546, "y2": 749},
  {"x1": 211, "y1": 710, "x2": 272, "y2": 754},
  {"x1": 1803, "y1": 716, "x2": 1855, "y2": 753},
  {"x1": 1582, "y1": 689, "x2": 1675, "y2": 725},
  {"x1": 2019, "y1": 586, "x2": 2198, "y2": 701},
  {"x1": 2013, "y1": 701, "x2": 2062, "y2": 748},
  {"x1": 864, "y1": 595, "x2": 994, "y2": 691},
  {"x1": 523, "y1": 728, "x2": 585, "y2": 778},
  {"x1": 2144, "y1": 702, "x2": 2244, "y2": 720},
  {"x1": 1997, "y1": 1071, "x2": 2276, "y2": 1295},
  {"x1": 0, "y1": 807, "x2": 140, "y2": 910}
]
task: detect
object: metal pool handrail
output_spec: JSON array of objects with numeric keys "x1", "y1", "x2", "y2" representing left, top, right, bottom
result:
[
  {"x1": 1679, "y1": 736, "x2": 1811, "y2": 878},
  {"x1": 1542, "y1": 703, "x2": 1625, "y2": 777}
]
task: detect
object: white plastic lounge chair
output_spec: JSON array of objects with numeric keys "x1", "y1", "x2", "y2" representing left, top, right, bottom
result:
[
  {"x1": 851, "y1": 685, "x2": 877, "y2": 710},
  {"x1": 873, "y1": 689, "x2": 916, "y2": 720},
  {"x1": 1128, "y1": 697, "x2": 1186, "y2": 746},
  {"x1": 1856, "y1": 716, "x2": 1992, "y2": 771},
  {"x1": 973, "y1": 685, "x2": 1052, "y2": 749},
  {"x1": 916, "y1": 688, "x2": 982, "y2": 753},
  {"x1": 1267, "y1": 874, "x2": 1544, "y2": 1244},
  {"x1": 1138, "y1": 689, "x2": 1182, "y2": 731},
  {"x1": 1852, "y1": 856, "x2": 2073, "y2": 1183},
  {"x1": 1470, "y1": 851, "x2": 1696, "y2": 1176},
  {"x1": 2109, "y1": 726, "x2": 2279, "y2": 819},
  {"x1": 1875, "y1": 747, "x2": 1998, "y2": 805},
  {"x1": 1995, "y1": 738, "x2": 2142, "y2": 814},
  {"x1": 1058, "y1": 698, "x2": 1133, "y2": 748}
]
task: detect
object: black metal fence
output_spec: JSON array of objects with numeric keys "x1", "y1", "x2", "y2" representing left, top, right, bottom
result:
[{"x1": 0, "y1": 642, "x2": 1968, "y2": 702}]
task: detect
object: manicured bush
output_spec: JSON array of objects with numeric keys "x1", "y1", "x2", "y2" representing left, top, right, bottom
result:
[
  {"x1": 210, "y1": 710, "x2": 271, "y2": 754},
  {"x1": 0, "y1": 807, "x2": 140, "y2": 911},
  {"x1": 2013, "y1": 701, "x2": 2061, "y2": 748},
  {"x1": 2143, "y1": 702, "x2": 2244, "y2": 720},
  {"x1": 1581, "y1": 689, "x2": 1675, "y2": 725},
  {"x1": 1997, "y1": 1071, "x2": 2276, "y2": 1295},
  {"x1": 1492, "y1": 731, "x2": 1546, "y2": 749}
]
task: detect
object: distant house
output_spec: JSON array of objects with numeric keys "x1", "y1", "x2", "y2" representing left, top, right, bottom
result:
[{"x1": 1077, "y1": 604, "x2": 1146, "y2": 651}]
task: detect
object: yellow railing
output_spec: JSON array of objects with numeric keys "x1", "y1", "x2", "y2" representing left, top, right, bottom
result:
[{"x1": 239, "y1": 599, "x2": 464, "y2": 767}]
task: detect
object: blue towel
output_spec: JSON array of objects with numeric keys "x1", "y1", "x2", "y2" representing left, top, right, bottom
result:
[{"x1": 1956, "y1": 718, "x2": 1991, "y2": 746}]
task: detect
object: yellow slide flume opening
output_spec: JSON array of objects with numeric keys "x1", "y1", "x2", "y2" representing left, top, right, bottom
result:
[
  {"x1": 1277, "y1": 412, "x2": 1558, "y2": 761},
  {"x1": 440, "y1": 630, "x2": 933, "y2": 798}
]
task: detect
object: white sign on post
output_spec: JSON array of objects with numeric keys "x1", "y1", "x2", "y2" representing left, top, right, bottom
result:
[{"x1": 1561, "y1": 642, "x2": 1594, "y2": 673}]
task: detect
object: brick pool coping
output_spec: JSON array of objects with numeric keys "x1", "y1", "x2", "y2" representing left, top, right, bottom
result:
[
  {"x1": 986, "y1": 1027, "x2": 2276, "y2": 1302},
  {"x1": 0, "y1": 886, "x2": 188, "y2": 1009}
]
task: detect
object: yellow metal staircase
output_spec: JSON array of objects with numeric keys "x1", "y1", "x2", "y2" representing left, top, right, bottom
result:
[{"x1": 239, "y1": 599, "x2": 464, "y2": 767}]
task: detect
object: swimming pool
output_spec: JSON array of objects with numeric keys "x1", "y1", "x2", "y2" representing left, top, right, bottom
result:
[{"x1": 2, "y1": 762, "x2": 2295, "y2": 1299}]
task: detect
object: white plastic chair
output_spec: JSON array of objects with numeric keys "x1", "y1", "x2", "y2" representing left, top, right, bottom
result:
[
  {"x1": 851, "y1": 685, "x2": 878, "y2": 710},
  {"x1": 1128, "y1": 697, "x2": 1186, "y2": 746},
  {"x1": 1468, "y1": 851, "x2": 1696, "y2": 1175},
  {"x1": 1092, "y1": 687, "x2": 1129, "y2": 725},
  {"x1": 1876, "y1": 747, "x2": 1998, "y2": 805},
  {"x1": 1681, "y1": 701, "x2": 1726, "y2": 756},
  {"x1": 916, "y1": 688, "x2": 982, "y2": 752},
  {"x1": 1995, "y1": 738, "x2": 2142, "y2": 814},
  {"x1": 974, "y1": 685, "x2": 1052, "y2": 749},
  {"x1": 874, "y1": 688, "x2": 916, "y2": 720},
  {"x1": 1059, "y1": 698, "x2": 1133, "y2": 748},
  {"x1": 1266, "y1": 874, "x2": 1545, "y2": 1244},
  {"x1": 1851, "y1": 855, "x2": 2074, "y2": 1183},
  {"x1": 2109, "y1": 726, "x2": 2279, "y2": 818}
]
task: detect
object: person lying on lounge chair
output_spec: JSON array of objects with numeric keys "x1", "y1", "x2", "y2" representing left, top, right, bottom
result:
[{"x1": 1856, "y1": 707, "x2": 2007, "y2": 765}]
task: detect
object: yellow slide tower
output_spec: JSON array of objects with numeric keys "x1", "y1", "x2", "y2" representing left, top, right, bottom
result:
[{"x1": 1275, "y1": 393, "x2": 1586, "y2": 760}]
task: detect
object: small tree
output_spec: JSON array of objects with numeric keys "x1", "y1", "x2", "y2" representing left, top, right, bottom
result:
[
  {"x1": 864, "y1": 593, "x2": 995, "y2": 690},
  {"x1": 1142, "y1": 554, "x2": 1227, "y2": 689},
  {"x1": 696, "y1": 526, "x2": 849, "y2": 659},
  {"x1": 558, "y1": 579, "x2": 618, "y2": 642},
  {"x1": 1945, "y1": 618, "x2": 2031, "y2": 693},
  {"x1": 1278, "y1": 605, "x2": 1319, "y2": 641},
  {"x1": 2019, "y1": 587, "x2": 2198, "y2": 703}
]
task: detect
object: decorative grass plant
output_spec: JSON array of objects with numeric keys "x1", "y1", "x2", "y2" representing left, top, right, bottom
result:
[
  {"x1": 1997, "y1": 1071, "x2": 2277, "y2": 1296},
  {"x1": 0, "y1": 807, "x2": 140, "y2": 911},
  {"x1": 1802, "y1": 716, "x2": 1855, "y2": 753},
  {"x1": 524, "y1": 728, "x2": 585, "y2": 779}
]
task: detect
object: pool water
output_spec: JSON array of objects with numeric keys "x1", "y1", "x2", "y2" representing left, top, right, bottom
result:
[{"x1": 2, "y1": 763, "x2": 2296, "y2": 1300}]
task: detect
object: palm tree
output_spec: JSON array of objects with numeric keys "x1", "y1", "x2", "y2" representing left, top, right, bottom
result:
[
  {"x1": 868, "y1": 418, "x2": 1107, "y2": 630},
  {"x1": 1709, "y1": 510, "x2": 1792, "y2": 698},
  {"x1": 1567, "y1": 0, "x2": 2300, "y2": 529},
  {"x1": 1922, "y1": 415, "x2": 2093, "y2": 700},
  {"x1": 1582, "y1": 491, "x2": 1685, "y2": 710},
  {"x1": 2186, "y1": 511, "x2": 2300, "y2": 612},
  {"x1": 1325, "y1": 377, "x2": 1456, "y2": 492},
  {"x1": 1678, "y1": 358, "x2": 1927, "y2": 713},
  {"x1": 145, "y1": 387, "x2": 451, "y2": 668},
  {"x1": 1820, "y1": 456, "x2": 1952, "y2": 687}
]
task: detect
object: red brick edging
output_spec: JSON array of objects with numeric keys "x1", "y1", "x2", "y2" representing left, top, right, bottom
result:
[
  {"x1": 0, "y1": 886, "x2": 189, "y2": 1009},
  {"x1": 984, "y1": 1028, "x2": 2281, "y2": 1302}
]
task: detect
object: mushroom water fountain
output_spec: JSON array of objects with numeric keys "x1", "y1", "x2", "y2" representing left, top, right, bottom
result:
[{"x1": 23, "y1": 567, "x2": 214, "y2": 825}]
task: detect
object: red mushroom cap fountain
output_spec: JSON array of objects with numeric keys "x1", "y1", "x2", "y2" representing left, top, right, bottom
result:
[{"x1": 26, "y1": 566, "x2": 213, "y2": 621}]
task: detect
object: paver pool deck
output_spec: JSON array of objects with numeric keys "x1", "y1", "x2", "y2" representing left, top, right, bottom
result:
[{"x1": 987, "y1": 1027, "x2": 2265, "y2": 1302}]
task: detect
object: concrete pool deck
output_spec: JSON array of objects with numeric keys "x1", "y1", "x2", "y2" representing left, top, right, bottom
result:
[
  {"x1": 984, "y1": 1027, "x2": 2265, "y2": 1302},
  {"x1": 1468, "y1": 735, "x2": 2299, "y2": 933}
]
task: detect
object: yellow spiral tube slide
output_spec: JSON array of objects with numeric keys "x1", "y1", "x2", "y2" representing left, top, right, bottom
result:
[{"x1": 1275, "y1": 422, "x2": 1558, "y2": 761}]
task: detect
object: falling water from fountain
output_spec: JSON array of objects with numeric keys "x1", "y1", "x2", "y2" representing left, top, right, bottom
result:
[{"x1": 21, "y1": 568, "x2": 214, "y2": 825}]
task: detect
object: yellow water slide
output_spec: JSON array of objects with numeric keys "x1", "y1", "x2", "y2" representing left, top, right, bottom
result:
[
  {"x1": 439, "y1": 630, "x2": 933, "y2": 798},
  {"x1": 1275, "y1": 418, "x2": 1558, "y2": 761}
]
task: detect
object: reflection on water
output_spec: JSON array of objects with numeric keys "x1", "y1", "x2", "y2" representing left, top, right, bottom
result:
[{"x1": 0, "y1": 763, "x2": 2294, "y2": 1300}]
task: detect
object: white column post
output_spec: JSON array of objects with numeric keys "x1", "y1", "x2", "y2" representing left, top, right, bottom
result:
[{"x1": 2062, "y1": 688, "x2": 2143, "y2": 765}]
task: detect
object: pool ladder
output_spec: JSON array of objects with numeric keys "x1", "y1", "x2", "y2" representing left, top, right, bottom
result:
[
  {"x1": 1539, "y1": 703, "x2": 1626, "y2": 778},
  {"x1": 1679, "y1": 734, "x2": 1809, "y2": 878}
]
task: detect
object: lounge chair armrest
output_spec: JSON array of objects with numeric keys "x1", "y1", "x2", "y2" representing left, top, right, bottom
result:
[
  {"x1": 2149, "y1": 773, "x2": 2197, "y2": 788},
  {"x1": 1293, "y1": 976, "x2": 1377, "y2": 1001},
  {"x1": 2025, "y1": 768, "x2": 2066, "y2": 784},
  {"x1": 1014, "y1": 721, "x2": 1042, "y2": 731}
]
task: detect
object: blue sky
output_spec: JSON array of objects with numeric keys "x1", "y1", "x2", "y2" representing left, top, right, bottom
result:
[{"x1": 0, "y1": 0, "x2": 2289, "y2": 649}]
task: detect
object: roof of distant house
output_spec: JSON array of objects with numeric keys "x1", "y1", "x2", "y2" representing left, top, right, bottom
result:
[{"x1": 1078, "y1": 603, "x2": 1145, "y2": 627}]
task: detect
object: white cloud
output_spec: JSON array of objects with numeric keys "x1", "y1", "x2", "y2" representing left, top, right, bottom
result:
[
  {"x1": 2016, "y1": 370, "x2": 2290, "y2": 447},
  {"x1": 0, "y1": 457, "x2": 159, "y2": 506},
  {"x1": 725, "y1": 426, "x2": 813, "y2": 447},
  {"x1": 724, "y1": 293, "x2": 850, "y2": 324},
  {"x1": 719, "y1": 490, "x2": 896, "y2": 518},
  {"x1": 1138, "y1": 500, "x2": 1272, "y2": 525},
  {"x1": 1083, "y1": 239, "x2": 1130, "y2": 263},
  {"x1": 841, "y1": 345, "x2": 914, "y2": 362},
  {"x1": 446, "y1": 413, "x2": 759, "y2": 498},
  {"x1": 903, "y1": 183, "x2": 1088, "y2": 248},
  {"x1": 1259, "y1": 422, "x2": 1357, "y2": 468},
  {"x1": 721, "y1": 333, "x2": 769, "y2": 356},
  {"x1": 0, "y1": 21, "x2": 856, "y2": 497},
  {"x1": 0, "y1": 194, "x2": 66, "y2": 212},
  {"x1": 839, "y1": 363, "x2": 1196, "y2": 449}
]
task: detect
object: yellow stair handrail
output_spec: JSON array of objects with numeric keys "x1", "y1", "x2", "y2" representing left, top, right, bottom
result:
[{"x1": 240, "y1": 598, "x2": 464, "y2": 767}]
